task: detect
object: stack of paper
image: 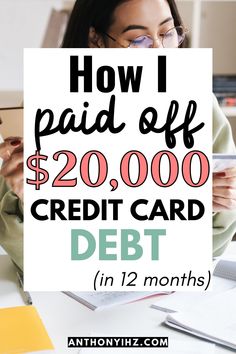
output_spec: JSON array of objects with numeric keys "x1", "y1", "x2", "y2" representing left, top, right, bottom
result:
[
  {"x1": 79, "y1": 339, "x2": 215, "y2": 354},
  {"x1": 165, "y1": 288, "x2": 236, "y2": 350},
  {"x1": 152, "y1": 260, "x2": 236, "y2": 313},
  {"x1": 214, "y1": 259, "x2": 236, "y2": 281},
  {"x1": 63, "y1": 291, "x2": 169, "y2": 311}
]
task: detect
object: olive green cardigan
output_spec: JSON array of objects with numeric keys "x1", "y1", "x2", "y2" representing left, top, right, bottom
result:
[
  {"x1": 0, "y1": 176, "x2": 23, "y2": 270},
  {"x1": 0, "y1": 96, "x2": 236, "y2": 270}
]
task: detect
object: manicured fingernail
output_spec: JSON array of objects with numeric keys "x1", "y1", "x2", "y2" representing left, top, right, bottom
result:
[
  {"x1": 10, "y1": 140, "x2": 21, "y2": 146},
  {"x1": 215, "y1": 172, "x2": 226, "y2": 177}
]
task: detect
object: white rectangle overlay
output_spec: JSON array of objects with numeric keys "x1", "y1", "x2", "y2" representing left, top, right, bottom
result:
[{"x1": 24, "y1": 49, "x2": 212, "y2": 291}]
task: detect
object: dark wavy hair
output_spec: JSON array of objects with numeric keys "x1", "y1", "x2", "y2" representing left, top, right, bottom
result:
[{"x1": 62, "y1": 0, "x2": 183, "y2": 48}]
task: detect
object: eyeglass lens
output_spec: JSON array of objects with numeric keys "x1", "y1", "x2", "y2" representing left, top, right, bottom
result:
[{"x1": 129, "y1": 26, "x2": 185, "y2": 48}]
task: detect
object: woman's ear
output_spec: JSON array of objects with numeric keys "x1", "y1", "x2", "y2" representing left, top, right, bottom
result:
[{"x1": 88, "y1": 27, "x2": 105, "y2": 48}]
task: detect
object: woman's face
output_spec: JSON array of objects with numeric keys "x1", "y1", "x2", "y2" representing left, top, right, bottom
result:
[{"x1": 99, "y1": 0, "x2": 174, "y2": 48}]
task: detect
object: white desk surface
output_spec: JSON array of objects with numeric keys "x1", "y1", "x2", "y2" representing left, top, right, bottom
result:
[{"x1": 0, "y1": 243, "x2": 236, "y2": 354}]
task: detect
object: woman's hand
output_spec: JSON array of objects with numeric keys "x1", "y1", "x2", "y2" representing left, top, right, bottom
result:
[
  {"x1": 213, "y1": 167, "x2": 236, "y2": 212},
  {"x1": 0, "y1": 138, "x2": 23, "y2": 201}
]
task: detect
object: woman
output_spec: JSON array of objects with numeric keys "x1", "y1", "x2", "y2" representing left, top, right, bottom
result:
[
  {"x1": 62, "y1": 0, "x2": 236, "y2": 256},
  {"x1": 0, "y1": 0, "x2": 235, "y2": 272}
]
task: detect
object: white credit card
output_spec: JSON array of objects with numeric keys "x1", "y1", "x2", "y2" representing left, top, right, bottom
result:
[{"x1": 213, "y1": 154, "x2": 236, "y2": 173}]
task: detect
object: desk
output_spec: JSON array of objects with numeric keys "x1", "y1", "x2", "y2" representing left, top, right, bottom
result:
[{"x1": 0, "y1": 243, "x2": 236, "y2": 354}]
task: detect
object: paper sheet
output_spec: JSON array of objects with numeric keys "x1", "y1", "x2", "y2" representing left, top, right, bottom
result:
[
  {"x1": 0, "y1": 306, "x2": 54, "y2": 354},
  {"x1": 80, "y1": 339, "x2": 215, "y2": 354},
  {"x1": 64, "y1": 291, "x2": 168, "y2": 310},
  {"x1": 166, "y1": 288, "x2": 236, "y2": 349},
  {"x1": 152, "y1": 259, "x2": 236, "y2": 313}
]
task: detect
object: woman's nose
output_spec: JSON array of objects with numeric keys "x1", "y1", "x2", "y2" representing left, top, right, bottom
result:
[{"x1": 152, "y1": 37, "x2": 163, "y2": 48}]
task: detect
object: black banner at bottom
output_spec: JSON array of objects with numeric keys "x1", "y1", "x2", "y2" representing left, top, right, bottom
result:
[{"x1": 68, "y1": 337, "x2": 168, "y2": 348}]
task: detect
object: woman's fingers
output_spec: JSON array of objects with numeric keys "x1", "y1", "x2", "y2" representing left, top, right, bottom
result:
[
  {"x1": 0, "y1": 138, "x2": 24, "y2": 201},
  {"x1": 213, "y1": 196, "x2": 236, "y2": 210},
  {"x1": 222, "y1": 167, "x2": 236, "y2": 177},
  {"x1": 213, "y1": 201, "x2": 230, "y2": 212},
  {"x1": 214, "y1": 167, "x2": 236, "y2": 178},
  {"x1": 213, "y1": 167, "x2": 236, "y2": 211},
  {"x1": 213, "y1": 176, "x2": 236, "y2": 188},
  {"x1": 213, "y1": 186, "x2": 236, "y2": 200},
  {"x1": 0, "y1": 138, "x2": 22, "y2": 160},
  {"x1": 1, "y1": 151, "x2": 24, "y2": 177}
]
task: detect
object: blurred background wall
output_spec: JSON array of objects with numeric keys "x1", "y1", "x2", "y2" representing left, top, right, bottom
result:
[
  {"x1": 0, "y1": 0, "x2": 63, "y2": 92},
  {"x1": 178, "y1": 1, "x2": 236, "y2": 75}
]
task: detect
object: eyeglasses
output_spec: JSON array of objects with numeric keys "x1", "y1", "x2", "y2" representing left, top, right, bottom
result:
[{"x1": 104, "y1": 26, "x2": 188, "y2": 48}]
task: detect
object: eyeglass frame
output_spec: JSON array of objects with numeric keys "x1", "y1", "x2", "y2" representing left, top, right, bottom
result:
[{"x1": 103, "y1": 25, "x2": 188, "y2": 48}]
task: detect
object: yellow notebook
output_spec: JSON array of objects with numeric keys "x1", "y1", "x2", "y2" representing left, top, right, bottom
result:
[{"x1": 0, "y1": 306, "x2": 54, "y2": 353}]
